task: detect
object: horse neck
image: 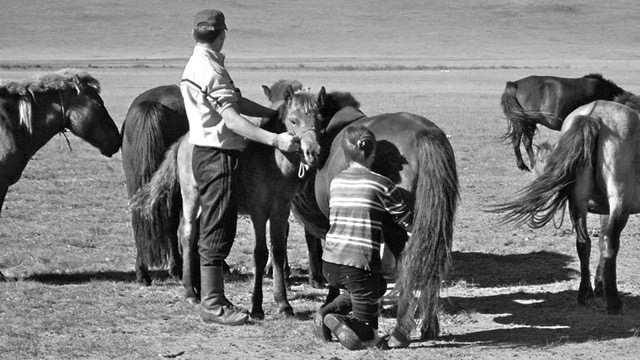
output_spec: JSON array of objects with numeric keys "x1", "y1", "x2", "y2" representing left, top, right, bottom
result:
[
  {"x1": 268, "y1": 118, "x2": 304, "y2": 179},
  {"x1": 274, "y1": 147, "x2": 303, "y2": 179},
  {"x1": 22, "y1": 91, "x2": 66, "y2": 158}
]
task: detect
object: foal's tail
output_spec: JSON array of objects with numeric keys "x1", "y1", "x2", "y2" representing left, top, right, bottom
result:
[
  {"x1": 128, "y1": 136, "x2": 183, "y2": 267},
  {"x1": 490, "y1": 115, "x2": 600, "y2": 230},
  {"x1": 395, "y1": 129, "x2": 459, "y2": 340}
]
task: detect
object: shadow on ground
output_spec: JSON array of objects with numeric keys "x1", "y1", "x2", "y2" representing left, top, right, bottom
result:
[
  {"x1": 450, "y1": 250, "x2": 578, "y2": 287},
  {"x1": 439, "y1": 289, "x2": 640, "y2": 346}
]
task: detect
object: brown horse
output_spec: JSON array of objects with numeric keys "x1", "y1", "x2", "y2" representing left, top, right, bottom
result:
[
  {"x1": 0, "y1": 69, "x2": 120, "y2": 218},
  {"x1": 501, "y1": 73, "x2": 627, "y2": 171},
  {"x1": 130, "y1": 86, "x2": 326, "y2": 319},
  {"x1": 293, "y1": 107, "x2": 459, "y2": 346},
  {"x1": 491, "y1": 100, "x2": 640, "y2": 315}
]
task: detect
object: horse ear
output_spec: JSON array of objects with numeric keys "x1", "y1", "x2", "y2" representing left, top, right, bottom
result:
[
  {"x1": 317, "y1": 86, "x2": 326, "y2": 108},
  {"x1": 262, "y1": 85, "x2": 271, "y2": 101},
  {"x1": 284, "y1": 84, "x2": 295, "y2": 104}
]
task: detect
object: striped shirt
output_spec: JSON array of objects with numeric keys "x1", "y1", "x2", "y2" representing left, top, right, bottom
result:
[{"x1": 322, "y1": 167, "x2": 413, "y2": 273}]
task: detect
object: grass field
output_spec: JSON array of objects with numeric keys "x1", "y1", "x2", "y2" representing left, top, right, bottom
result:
[{"x1": 2, "y1": 1, "x2": 640, "y2": 359}]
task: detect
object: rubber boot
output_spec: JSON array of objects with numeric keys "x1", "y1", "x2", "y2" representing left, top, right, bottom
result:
[{"x1": 200, "y1": 265, "x2": 249, "y2": 326}]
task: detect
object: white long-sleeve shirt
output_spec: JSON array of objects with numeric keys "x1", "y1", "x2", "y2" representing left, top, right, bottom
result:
[{"x1": 180, "y1": 45, "x2": 246, "y2": 149}]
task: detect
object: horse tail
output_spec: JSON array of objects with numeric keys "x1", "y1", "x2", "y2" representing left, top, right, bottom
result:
[
  {"x1": 490, "y1": 115, "x2": 600, "y2": 228},
  {"x1": 122, "y1": 101, "x2": 174, "y2": 192},
  {"x1": 123, "y1": 100, "x2": 178, "y2": 268},
  {"x1": 395, "y1": 130, "x2": 459, "y2": 339},
  {"x1": 500, "y1": 81, "x2": 540, "y2": 143},
  {"x1": 128, "y1": 139, "x2": 182, "y2": 266}
]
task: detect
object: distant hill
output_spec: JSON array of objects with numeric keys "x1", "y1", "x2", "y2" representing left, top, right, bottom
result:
[{"x1": 1, "y1": 0, "x2": 639, "y2": 68}]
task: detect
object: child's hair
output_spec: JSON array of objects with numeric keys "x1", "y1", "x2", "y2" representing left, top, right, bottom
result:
[
  {"x1": 342, "y1": 125, "x2": 376, "y2": 164},
  {"x1": 193, "y1": 28, "x2": 223, "y2": 43}
]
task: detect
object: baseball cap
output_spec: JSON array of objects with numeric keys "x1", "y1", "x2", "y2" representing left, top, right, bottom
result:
[{"x1": 193, "y1": 9, "x2": 227, "y2": 31}]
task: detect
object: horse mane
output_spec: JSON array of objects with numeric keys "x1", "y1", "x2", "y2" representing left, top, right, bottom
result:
[
  {"x1": 0, "y1": 68, "x2": 101, "y2": 95},
  {"x1": 613, "y1": 91, "x2": 640, "y2": 113},
  {"x1": 583, "y1": 73, "x2": 625, "y2": 99},
  {"x1": 0, "y1": 69, "x2": 101, "y2": 136},
  {"x1": 264, "y1": 89, "x2": 320, "y2": 134},
  {"x1": 320, "y1": 91, "x2": 361, "y2": 123}
]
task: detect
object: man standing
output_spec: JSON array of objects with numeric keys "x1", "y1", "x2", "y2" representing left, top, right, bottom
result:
[{"x1": 181, "y1": 9, "x2": 300, "y2": 325}]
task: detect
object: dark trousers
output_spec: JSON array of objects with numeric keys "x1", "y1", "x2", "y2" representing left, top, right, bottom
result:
[
  {"x1": 192, "y1": 145, "x2": 241, "y2": 267},
  {"x1": 321, "y1": 261, "x2": 387, "y2": 329}
]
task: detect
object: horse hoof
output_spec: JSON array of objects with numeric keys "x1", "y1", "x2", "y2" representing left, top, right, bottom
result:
[
  {"x1": 137, "y1": 275, "x2": 152, "y2": 286},
  {"x1": 168, "y1": 268, "x2": 182, "y2": 280},
  {"x1": 251, "y1": 310, "x2": 265, "y2": 320},
  {"x1": 594, "y1": 282, "x2": 604, "y2": 298},
  {"x1": 387, "y1": 332, "x2": 410, "y2": 349},
  {"x1": 279, "y1": 306, "x2": 294, "y2": 318},
  {"x1": 606, "y1": 300, "x2": 623, "y2": 315},
  {"x1": 577, "y1": 287, "x2": 595, "y2": 305},
  {"x1": 309, "y1": 279, "x2": 327, "y2": 289},
  {"x1": 185, "y1": 297, "x2": 199, "y2": 305}
]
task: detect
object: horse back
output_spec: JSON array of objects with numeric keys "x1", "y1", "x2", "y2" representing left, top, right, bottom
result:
[
  {"x1": 315, "y1": 112, "x2": 442, "y2": 216},
  {"x1": 514, "y1": 75, "x2": 623, "y2": 120}
]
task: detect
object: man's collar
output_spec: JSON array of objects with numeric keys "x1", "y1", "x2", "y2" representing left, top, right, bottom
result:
[{"x1": 194, "y1": 44, "x2": 225, "y2": 65}]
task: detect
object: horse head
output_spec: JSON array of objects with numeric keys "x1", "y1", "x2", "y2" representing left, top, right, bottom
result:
[
  {"x1": 63, "y1": 74, "x2": 121, "y2": 157},
  {"x1": 270, "y1": 84, "x2": 325, "y2": 170}
]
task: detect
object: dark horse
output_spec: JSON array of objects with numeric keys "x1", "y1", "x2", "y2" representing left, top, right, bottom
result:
[
  {"x1": 130, "y1": 86, "x2": 326, "y2": 319},
  {"x1": 293, "y1": 107, "x2": 459, "y2": 345},
  {"x1": 491, "y1": 99, "x2": 640, "y2": 315},
  {"x1": 0, "y1": 69, "x2": 121, "y2": 217},
  {"x1": 500, "y1": 73, "x2": 627, "y2": 171},
  {"x1": 120, "y1": 85, "x2": 190, "y2": 284},
  {"x1": 0, "y1": 69, "x2": 121, "y2": 280}
]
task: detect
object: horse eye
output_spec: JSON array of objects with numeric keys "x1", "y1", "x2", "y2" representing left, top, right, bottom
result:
[{"x1": 289, "y1": 118, "x2": 299, "y2": 126}]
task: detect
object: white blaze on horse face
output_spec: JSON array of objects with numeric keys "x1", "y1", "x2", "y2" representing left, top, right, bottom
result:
[{"x1": 285, "y1": 108, "x2": 320, "y2": 166}]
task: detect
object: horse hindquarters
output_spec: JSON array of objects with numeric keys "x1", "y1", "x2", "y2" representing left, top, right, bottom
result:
[
  {"x1": 394, "y1": 130, "x2": 459, "y2": 342},
  {"x1": 556, "y1": 115, "x2": 603, "y2": 307},
  {"x1": 501, "y1": 82, "x2": 540, "y2": 171}
]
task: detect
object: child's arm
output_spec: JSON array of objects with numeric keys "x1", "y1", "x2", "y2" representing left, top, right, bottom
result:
[{"x1": 381, "y1": 182, "x2": 414, "y2": 233}]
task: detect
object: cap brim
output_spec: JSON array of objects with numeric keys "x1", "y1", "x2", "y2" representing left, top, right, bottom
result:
[{"x1": 196, "y1": 25, "x2": 227, "y2": 31}]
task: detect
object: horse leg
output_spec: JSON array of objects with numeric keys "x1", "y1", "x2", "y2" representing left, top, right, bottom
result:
[
  {"x1": 167, "y1": 214, "x2": 182, "y2": 280},
  {"x1": 0, "y1": 185, "x2": 6, "y2": 216},
  {"x1": 269, "y1": 212, "x2": 294, "y2": 317},
  {"x1": 521, "y1": 133, "x2": 536, "y2": 173},
  {"x1": 598, "y1": 210, "x2": 626, "y2": 315},
  {"x1": 250, "y1": 214, "x2": 269, "y2": 320},
  {"x1": 569, "y1": 200, "x2": 595, "y2": 306},
  {"x1": 132, "y1": 214, "x2": 153, "y2": 286},
  {"x1": 180, "y1": 198, "x2": 200, "y2": 304},
  {"x1": 305, "y1": 230, "x2": 326, "y2": 288},
  {"x1": 512, "y1": 134, "x2": 530, "y2": 172},
  {"x1": 388, "y1": 287, "x2": 415, "y2": 348},
  {"x1": 594, "y1": 215, "x2": 608, "y2": 298},
  {"x1": 265, "y1": 221, "x2": 291, "y2": 286},
  {"x1": 0, "y1": 186, "x2": 6, "y2": 280}
]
